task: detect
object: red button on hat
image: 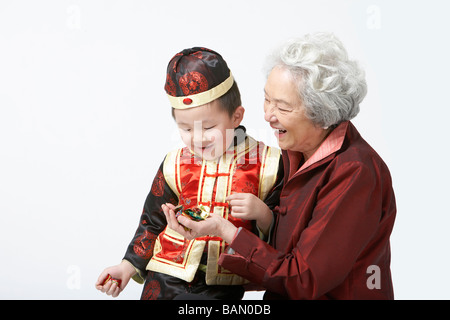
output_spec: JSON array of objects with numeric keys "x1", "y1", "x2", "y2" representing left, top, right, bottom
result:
[{"x1": 183, "y1": 98, "x2": 193, "y2": 105}]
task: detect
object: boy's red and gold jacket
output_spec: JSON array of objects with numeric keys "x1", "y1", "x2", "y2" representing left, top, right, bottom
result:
[{"x1": 123, "y1": 128, "x2": 282, "y2": 285}]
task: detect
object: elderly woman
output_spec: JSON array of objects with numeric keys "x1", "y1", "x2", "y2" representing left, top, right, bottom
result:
[{"x1": 163, "y1": 33, "x2": 396, "y2": 300}]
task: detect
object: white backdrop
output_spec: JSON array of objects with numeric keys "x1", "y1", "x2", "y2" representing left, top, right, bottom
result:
[{"x1": 1, "y1": 0, "x2": 449, "y2": 300}]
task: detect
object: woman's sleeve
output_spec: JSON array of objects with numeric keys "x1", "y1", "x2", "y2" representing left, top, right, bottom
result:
[
  {"x1": 219, "y1": 161, "x2": 385, "y2": 299},
  {"x1": 122, "y1": 160, "x2": 178, "y2": 283}
]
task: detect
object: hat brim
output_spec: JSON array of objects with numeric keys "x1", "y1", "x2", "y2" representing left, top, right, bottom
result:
[{"x1": 167, "y1": 73, "x2": 234, "y2": 109}]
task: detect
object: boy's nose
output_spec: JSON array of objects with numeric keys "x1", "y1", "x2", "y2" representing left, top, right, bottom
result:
[
  {"x1": 192, "y1": 131, "x2": 212, "y2": 146},
  {"x1": 192, "y1": 121, "x2": 205, "y2": 143},
  {"x1": 193, "y1": 134, "x2": 207, "y2": 145}
]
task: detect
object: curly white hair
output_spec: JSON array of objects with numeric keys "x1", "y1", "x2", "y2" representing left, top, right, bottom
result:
[{"x1": 265, "y1": 33, "x2": 367, "y2": 128}]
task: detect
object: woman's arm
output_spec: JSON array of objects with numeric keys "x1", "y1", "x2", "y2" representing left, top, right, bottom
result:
[
  {"x1": 220, "y1": 162, "x2": 387, "y2": 299},
  {"x1": 171, "y1": 161, "x2": 390, "y2": 299}
]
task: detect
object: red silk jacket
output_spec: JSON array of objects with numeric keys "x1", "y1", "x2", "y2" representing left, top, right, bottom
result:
[
  {"x1": 123, "y1": 128, "x2": 283, "y2": 286},
  {"x1": 219, "y1": 121, "x2": 397, "y2": 299}
]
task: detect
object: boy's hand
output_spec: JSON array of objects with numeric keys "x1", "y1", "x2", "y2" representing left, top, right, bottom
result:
[
  {"x1": 95, "y1": 260, "x2": 136, "y2": 298},
  {"x1": 226, "y1": 193, "x2": 273, "y2": 236}
]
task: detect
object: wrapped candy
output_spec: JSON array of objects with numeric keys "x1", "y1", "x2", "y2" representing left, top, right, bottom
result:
[
  {"x1": 174, "y1": 205, "x2": 210, "y2": 230},
  {"x1": 102, "y1": 274, "x2": 122, "y2": 287}
]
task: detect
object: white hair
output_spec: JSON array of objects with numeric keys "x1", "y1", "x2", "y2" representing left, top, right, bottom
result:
[{"x1": 265, "y1": 32, "x2": 367, "y2": 128}]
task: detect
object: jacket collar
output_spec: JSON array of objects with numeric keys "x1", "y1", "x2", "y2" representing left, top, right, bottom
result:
[{"x1": 284, "y1": 121, "x2": 350, "y2": 180}]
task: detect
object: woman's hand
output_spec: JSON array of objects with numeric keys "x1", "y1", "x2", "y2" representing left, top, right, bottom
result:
[
  {"x1": 161, "y1": 203, "x2": 238, "y2": 243},
  {"x1": 226, "y1": 193, "x2": 273, "y2": 236}
]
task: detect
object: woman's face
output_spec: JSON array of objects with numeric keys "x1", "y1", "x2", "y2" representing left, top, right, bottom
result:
[{"x1": 263, "y1": 66, "x2": 329, "y2": 159}]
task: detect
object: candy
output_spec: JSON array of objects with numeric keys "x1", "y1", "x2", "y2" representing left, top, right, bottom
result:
[
  {"x1": 102, "y1": 274, "x2": 122, "y2": 287},
  {"x1": 174, "y1": 205, "x2": 210, "y2": 231},
  {"x1": 174, "y1": 204, "x2": 210, "y2": 221}
]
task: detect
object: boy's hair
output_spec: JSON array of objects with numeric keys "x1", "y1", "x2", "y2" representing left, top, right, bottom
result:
[{"x1": 171, "y1": 80, "x2": 241, "y2": 118}]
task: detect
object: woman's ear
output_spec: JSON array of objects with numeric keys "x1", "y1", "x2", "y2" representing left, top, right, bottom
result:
[{"x1": 232, "y1": 106, "x2": 245, "y2": 127}]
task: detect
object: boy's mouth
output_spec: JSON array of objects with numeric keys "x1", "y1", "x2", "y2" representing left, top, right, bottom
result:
[
  {"x1": 200, "y1": 144, "x2": 214, "y2": 151},
  {"x1": 195, "y1": 144, "x2": 215, "y2": 154}
]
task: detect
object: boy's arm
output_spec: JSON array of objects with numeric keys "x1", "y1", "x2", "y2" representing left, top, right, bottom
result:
[
  {"x1": 228, "y1": 157, "x2": 284, "y2": 241},
  {"x1": 262, "y1": 156, "x2": 284, "y2": 211},
  {"x1": 122, "y1": 160, "x2": 178, "y2": 283},
  {"x1": 258, "y1": 157, "x2": 284, "y2": 240}
]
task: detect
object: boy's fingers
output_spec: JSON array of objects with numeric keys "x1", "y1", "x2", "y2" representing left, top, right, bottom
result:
[
  {"x1": 107, "y1": 282, "x2": 119, "y2": 296},
  {"x1": 100, "y1": 279, "x2": 112, "y2": 293},
  {"x1": 228, "y1": 199, "x2": 247, "y2": 207},
  {"x1": 226, "y1": 193, "x2": 244, "y2": 201},
  {"x1": 229, "y1": 206, "x2": 245, "y2": 214},
  {"x1": 226, "y1": 194, "x2": 251, "y2": 207},
  {"x1": 96, "y1": 270, "x2": 109, "y2": 286},
  {"x1": 112, "y1": 286, "x2": 121, "y2": 298}
]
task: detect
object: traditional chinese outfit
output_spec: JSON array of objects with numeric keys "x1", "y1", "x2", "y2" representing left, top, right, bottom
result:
[
  {"x1": 123, "y1": 128, "x2": 282, "y2": 299},
  {"x1": 219, "y1": 121, "x2": 397, "y2": 299}
]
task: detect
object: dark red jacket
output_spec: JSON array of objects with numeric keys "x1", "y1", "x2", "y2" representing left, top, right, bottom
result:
[{"x1": 219, "y1": 121, "x2": 396, "y2": 299}]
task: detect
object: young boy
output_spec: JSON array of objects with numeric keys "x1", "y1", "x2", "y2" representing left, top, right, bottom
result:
[{"x1": 96, "y1": 47, "x2": 282, "y2": 299}]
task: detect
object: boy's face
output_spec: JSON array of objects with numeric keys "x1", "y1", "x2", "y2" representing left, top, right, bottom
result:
[{"x1": 173, "y1": 100, "x2": 244, "y2": 160}]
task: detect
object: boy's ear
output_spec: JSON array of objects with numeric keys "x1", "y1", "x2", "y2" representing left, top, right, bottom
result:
[{"x1": 233, "y1": 106, "x2": 245, "y2": 127}]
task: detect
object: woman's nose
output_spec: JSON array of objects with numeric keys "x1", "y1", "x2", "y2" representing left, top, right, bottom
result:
[{"x1": 264, "y1": 106, "x2": 277, "y2": 123}]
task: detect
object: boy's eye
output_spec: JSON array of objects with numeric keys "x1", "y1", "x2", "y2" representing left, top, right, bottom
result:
[{"x1": 204, "y1": 126, "x2": 216, "y2": 130}]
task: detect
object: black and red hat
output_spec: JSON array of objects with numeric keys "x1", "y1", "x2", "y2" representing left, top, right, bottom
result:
[{"x1": 164, "y1": 47, "x2": 234, "y2": 109}]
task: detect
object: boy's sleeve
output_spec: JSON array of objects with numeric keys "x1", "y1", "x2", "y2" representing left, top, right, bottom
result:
[
  {"x1": 122, "y1": 159, "x2": 178, "y2": 283},
  {"x1": 262, "y1": 156, "x2": 284, "y2": 210},
  {"x1": 257, "y1": 157, "x2": 284, "y2": 242}
]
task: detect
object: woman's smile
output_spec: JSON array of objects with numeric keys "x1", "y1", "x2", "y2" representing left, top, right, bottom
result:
[{"x1": 272, "y1": 127, "x2": 287, "y2": 139}]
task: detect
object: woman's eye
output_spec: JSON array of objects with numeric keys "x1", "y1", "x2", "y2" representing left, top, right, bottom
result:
[{"x1": 277, "y1": 106, "x2": 292, "y2": 113}]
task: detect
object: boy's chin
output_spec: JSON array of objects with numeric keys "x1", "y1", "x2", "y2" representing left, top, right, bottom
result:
[
  {"x1": 199, "y1": 151, "x2": 220, "y2": 161},
  {"x1": 194, "y1": 146, "x2": 223, "y2": 161}
]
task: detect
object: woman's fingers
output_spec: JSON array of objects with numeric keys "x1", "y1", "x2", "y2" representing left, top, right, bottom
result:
[
  {"x1": 161, "y1": 204, "x2": 197, "y2": 239},
  {"x1": 165, "y1": 203, "x2": 177, "y2": 210}
]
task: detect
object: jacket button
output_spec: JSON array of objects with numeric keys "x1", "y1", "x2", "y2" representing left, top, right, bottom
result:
[{"x1": 274, "y1": 206, "x2": 287, "y2": 215}]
